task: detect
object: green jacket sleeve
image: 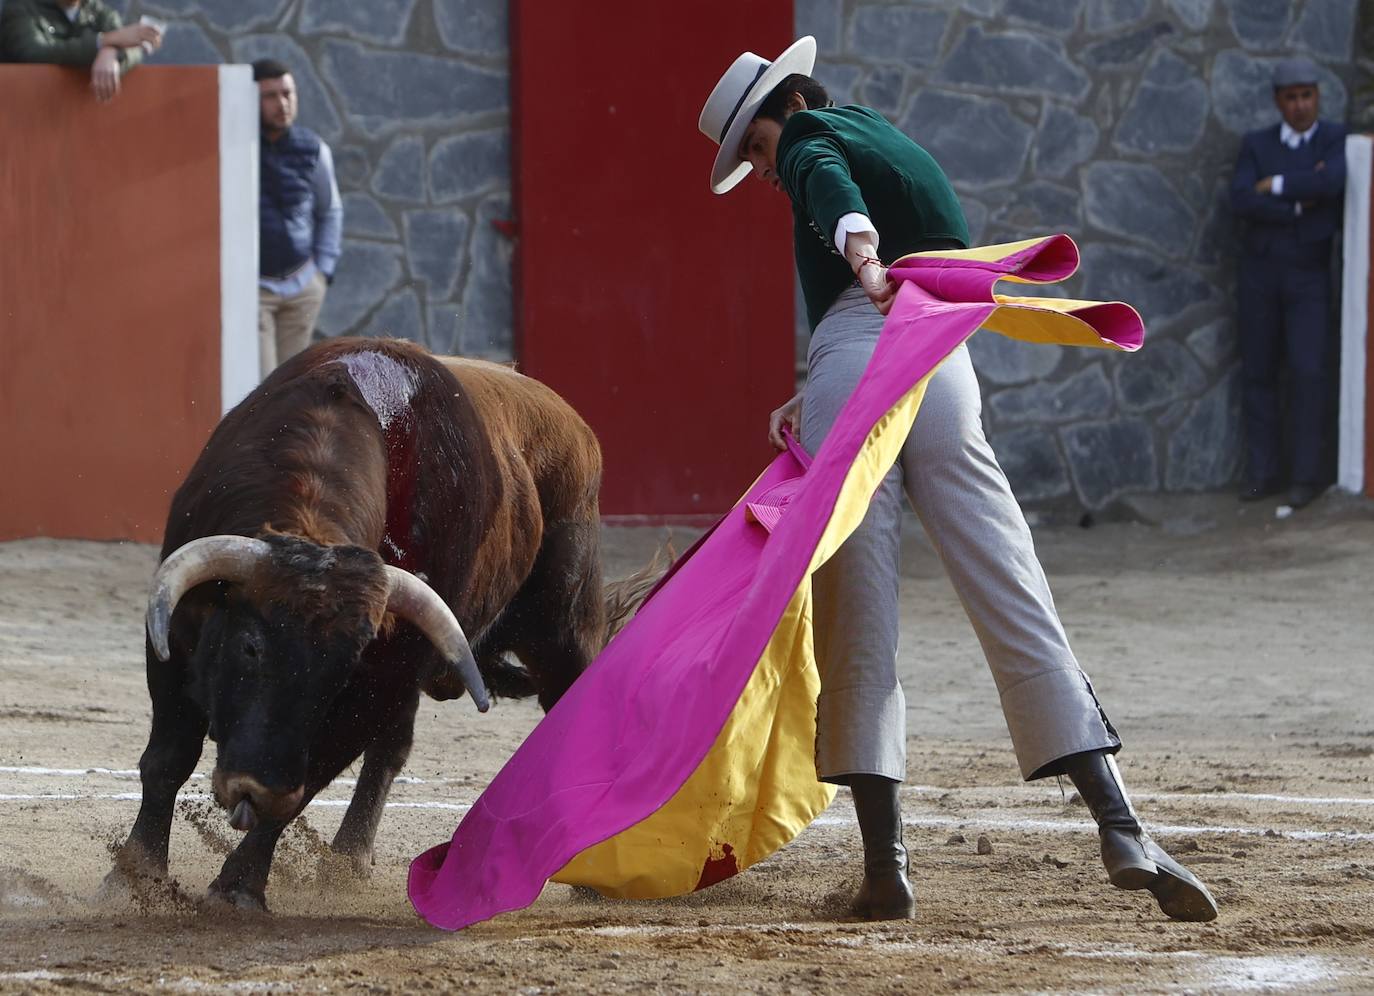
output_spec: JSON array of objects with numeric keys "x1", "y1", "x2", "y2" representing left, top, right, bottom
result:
[
  {"x1": 116, "y1": 39, "x2": 143, "y2": 72},
  {"x1": 779, "y1": 114, "x2": 870, "y2": 252},
  {"x1": 1, "y1": 1, "x2": 100, "y2": 65},
  {"x1": 90, "y1": 1, "x2": 142, "y2": 71},
  {"x1": 92, "y1": 2, "x2": 122, "y2": 32}
]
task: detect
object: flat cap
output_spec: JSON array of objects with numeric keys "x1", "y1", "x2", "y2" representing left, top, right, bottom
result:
[{"x1": 1272, "y1": 57, "x2": 1320, "y2": 88}]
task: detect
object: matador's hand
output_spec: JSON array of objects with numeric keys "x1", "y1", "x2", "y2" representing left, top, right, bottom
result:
[
  {"x1": 768, "y1": 393, "x2": 803, "y2": 452},
  {"x1": 857, "y1": 258, "x2": 896, "y2": 315}
]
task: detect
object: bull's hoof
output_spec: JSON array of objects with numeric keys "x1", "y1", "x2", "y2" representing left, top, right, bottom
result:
[
  {"x1": 98, "y1": 865, "x2": 197, "y2": 913},
  {"x1": 205, "y1": 879, "x2": 268, "y2": 913},
  {"x1": 317, "y1": 848, "x2": 371, "y2": 889},
  {"x1": 94, "y1": 867, "x2": 136, "y2": 908},
  {"x1": 569, "y1": 884, "x2": 604, "y2": 903}
]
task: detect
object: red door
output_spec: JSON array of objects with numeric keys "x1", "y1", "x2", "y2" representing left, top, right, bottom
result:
[{"x1": 513, "y1": 1, "x2": 796, "y2": 518}]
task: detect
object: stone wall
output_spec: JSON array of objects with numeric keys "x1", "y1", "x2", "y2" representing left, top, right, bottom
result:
[
  {"x1": 112, "y1": 0, "x2": 1360, "y2": 512},
  {"x1": 796, "y1": 0, "x2": 1359, "y2": 512},
  {"x1": 113, "y1": 0, "x2": 514, "y2": 358}
]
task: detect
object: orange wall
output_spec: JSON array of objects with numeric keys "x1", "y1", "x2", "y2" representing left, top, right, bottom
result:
[{"x1": 0, "y1": 66, "x2": 224, "y2": 542}]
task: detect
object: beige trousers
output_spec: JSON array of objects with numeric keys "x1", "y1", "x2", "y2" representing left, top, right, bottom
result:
[{"x1": 258, "y1": 270, "x2": 327, "y2": 377}]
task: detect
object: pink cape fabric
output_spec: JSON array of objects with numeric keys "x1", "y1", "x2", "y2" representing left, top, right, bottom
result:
[{"x1": 408, "y1": 236, "x2": 1143, "y2": 930}]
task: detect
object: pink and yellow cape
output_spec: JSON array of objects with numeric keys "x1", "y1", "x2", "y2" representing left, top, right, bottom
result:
[{"x1": 408, "y1": 236, "x2": 1145, "y2": 929}]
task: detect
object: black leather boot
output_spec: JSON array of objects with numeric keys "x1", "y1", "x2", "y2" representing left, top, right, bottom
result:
[
  {"x1": 848, "y1": 775, "x2": 916, "y2": 921},
  {"x1": 1062, "y1": 750, "x2": 1218, "y2": 922}
]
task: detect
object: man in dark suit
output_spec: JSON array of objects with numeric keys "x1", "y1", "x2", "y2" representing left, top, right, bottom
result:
[{"x1": 1230, "y1": 57, "x2": 1346, "y2": 509}]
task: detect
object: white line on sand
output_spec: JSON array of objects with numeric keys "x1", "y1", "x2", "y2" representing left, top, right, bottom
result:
[
  {"x1": 4, "y1": 767, "x2": 1372, "y2": 808},
  {"x1": 0, "y1": 766, "x2": 435, "y2": 788},
  {"x1": 904, "y1": 783, "x2": 1374, "y2": 808},
  {"x1": 0, "y1": 766, "x2": 146, "y2": 778},
  {"x1": 1, "y1": 950, "x2": 1363, "y2": 993},
  {"x1": 569, "y1": 930, "x2": 1363, "y2": 990},
  {"x1": 1, "y1": 792, "x2": 1370, "y2": 842},
  {"x1": 0, "y1": 970, "x2": 295, "y2": 993},
  {"x1": 0, "y1": 792, "x2": 470, "y2": 812},
  {"x1": 815, "y1": 811, "x2": 1374, "y2": 842},
  {"x1": 1065, "y1": 949, "x2": 1362, "y2": 992}
]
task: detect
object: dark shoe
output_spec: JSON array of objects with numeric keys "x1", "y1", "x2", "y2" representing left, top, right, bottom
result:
[
  {"x1": 1062, "y1": 751, "x2": 1218, "y2": 923},
  {"x1": 1286, "y1": 483, "x2": 1325, "y2": 510},
  {"x1": 1239, "y1": 479, "x2": 1282, "y2": 502},
  {"x1": 848, "y1": 775, "x2": 916, "y2": 921}
]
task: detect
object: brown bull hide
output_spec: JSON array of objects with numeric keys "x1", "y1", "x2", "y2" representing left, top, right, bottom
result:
[{"x1": 106, "y1": 338, "x2": 607, "y2": 911}]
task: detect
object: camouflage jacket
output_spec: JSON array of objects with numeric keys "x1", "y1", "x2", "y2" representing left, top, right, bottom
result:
[{"x1": 0, "y1": 0, "x2": 142, "y2": 70}]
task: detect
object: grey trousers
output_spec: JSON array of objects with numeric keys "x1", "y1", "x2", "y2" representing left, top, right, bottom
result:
[{"x1": 802, "y1": 286, "x2": 1120, "y2": 784}]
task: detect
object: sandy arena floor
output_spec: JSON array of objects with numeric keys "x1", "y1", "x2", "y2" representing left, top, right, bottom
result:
[{"x1": 1, "y1": 491, "x2": 1372, "y2": 994}]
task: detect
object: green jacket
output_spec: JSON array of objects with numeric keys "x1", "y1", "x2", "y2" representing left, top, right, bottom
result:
[
  {"x1": 778, "y1": 105, "x2": 969, "y2": 330},
  {"x1": 0, "y1": 0, "x2": 141, "y2": 70}
]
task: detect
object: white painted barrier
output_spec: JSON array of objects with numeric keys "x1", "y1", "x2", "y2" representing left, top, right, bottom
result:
[{"x1": 1339, "y1": 134, "x2": 1372, "y2": 496}]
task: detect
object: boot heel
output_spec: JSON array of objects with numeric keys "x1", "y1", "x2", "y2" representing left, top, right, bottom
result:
[
  {"x1": 1101, "y1": 827, "x2": 1157, "y2": 889},
  {"x1": 1108, "y1": 862, "x2": 1158, "y2": 890}
]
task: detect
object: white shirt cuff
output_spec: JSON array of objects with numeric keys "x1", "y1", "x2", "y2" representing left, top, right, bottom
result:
[
  {"x1": 1270, "y1": 174, "x2": 1284, "y2": 196},
  {"x1": 834, "y1": 213, "x2": 879, "y2": 255}
]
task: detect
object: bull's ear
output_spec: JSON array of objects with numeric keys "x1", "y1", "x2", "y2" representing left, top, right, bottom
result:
[
  {"x1": 146, "y1": 535, "x2": 271, "y2": 661},
  {"x1": 343, "y1": 619, "x2": 379, "y2": 660},
  {"x1": 421, "y1": 661, "x2": 471, "y2": 702},
  {"x1": 152, "y1": 598, "x2": 217, "y2": 663},
  {"x1": 382, "y1": 567, "x2": 489, "y2": 712}
]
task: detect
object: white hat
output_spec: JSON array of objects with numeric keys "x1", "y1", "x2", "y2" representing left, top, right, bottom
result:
[{"x1": 698, "y1": 36, "x2": 817, "y2": 194}]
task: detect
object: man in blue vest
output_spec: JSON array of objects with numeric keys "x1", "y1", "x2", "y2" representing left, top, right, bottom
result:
[
  {"x1": 1230, "y1": 57, "x2": 1346, "y2": 510},
  {"x1": 253, "y1": 58, "x2": 343, "y2": 377}
]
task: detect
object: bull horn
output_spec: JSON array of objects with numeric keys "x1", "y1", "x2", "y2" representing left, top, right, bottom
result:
[
  {"x1": 383, "y1": 567, "x2": 490, "y2": 713},
  {"x1": 145, "y1": 535, "x2": 272, "y2": 662}
]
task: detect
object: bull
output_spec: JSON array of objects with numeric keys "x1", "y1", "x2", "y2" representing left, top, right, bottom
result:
[{"x1": 106, "y1": 337, "x2": 607, "y2": 910}]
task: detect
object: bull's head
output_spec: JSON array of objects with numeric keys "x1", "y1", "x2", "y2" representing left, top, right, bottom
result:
[{"x1": 144, "y1": 534, "x2": 489, "y2": 831}]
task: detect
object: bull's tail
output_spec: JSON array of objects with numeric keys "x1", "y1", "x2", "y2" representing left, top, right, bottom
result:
[
  {"x1": 423, "y1": 652, "x2": 538, "y2": 702},
  {"x1": 480, "y1": 656, "x2": 540, "y2": 699},
  {"x1": 602, "y1": 541, "x2": 676, "y2": 644}
]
